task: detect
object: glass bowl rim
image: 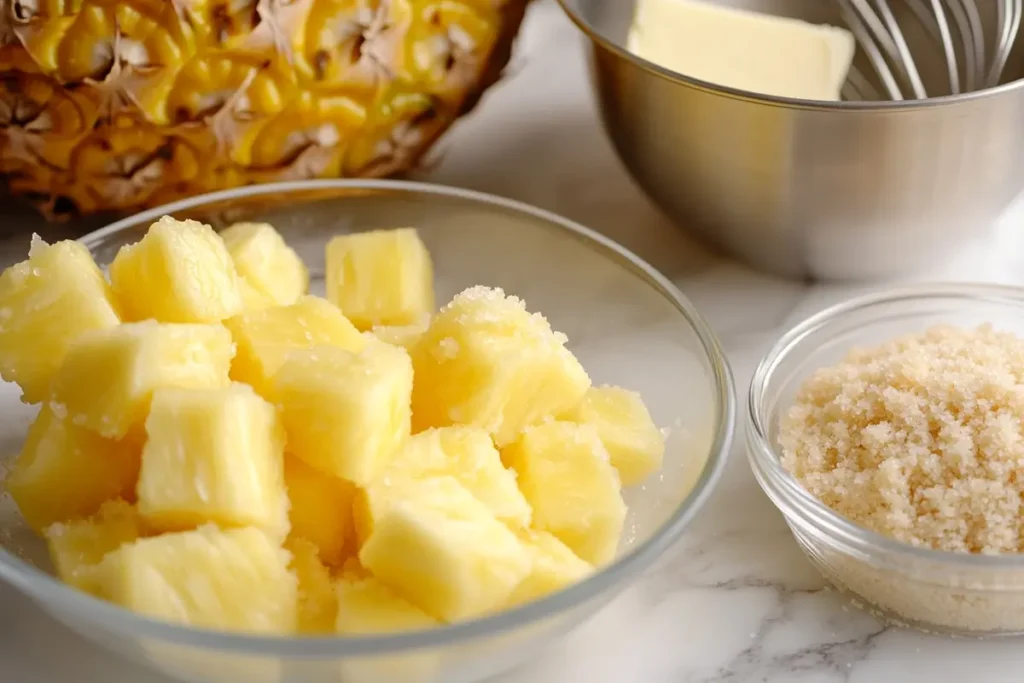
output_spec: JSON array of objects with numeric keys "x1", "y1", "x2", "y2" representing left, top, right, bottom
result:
[
  {"x1": 0, "y1": 178, "x2": 736, "y2": 657},
  {"x1": 747, "y1": 281, "x2": 1024, "y2": 571}
]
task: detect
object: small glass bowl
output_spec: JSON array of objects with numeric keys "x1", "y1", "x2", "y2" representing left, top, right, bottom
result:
[
  {"x1": 747, "y1": 283, "x2": 1024, "y2": 637},
  {"x1": 0, "y1": 179, "x2": 735, "y2": 683}
]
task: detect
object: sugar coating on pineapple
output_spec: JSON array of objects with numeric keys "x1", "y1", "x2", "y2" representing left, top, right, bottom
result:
[
  {"x1": 45, "y1": 499, "x2": 142, "y2": 595},
  {"x1": 0, "y1": 236, "x2": 120, "y2": 403},
  {"x1": 97, "y1": 525, "x2": 297, "y2": 634},
  {"x1": 5, "y1": 406, "x2": 140, "y2": 533},
  {"x1": 137, "y1": 384, "x2": 289, "y2": 539},
  {"x1": 220, "y1": 222, "x2": 308, "y2": 308},
  {"x1": 359, "y1": 475, "x2": 532, "y2": 622},
  {"x1": 285, "y1": 455, "x2": 356, "y2": 567},
  {"x1": 50, "y1": 320, "x2": 234, "y2": 439},
  {"x1": 325, "y1": 227, "x2": 435, "y2": 330},
  {"x1": 110, "y1": 216, "x2": 243, "y2": 323},
  {"x1": 560, "y1": 385, "x2": 665, "y2": 486},
  {"x1": 274, "y1": 342, "x2": 413, "y2": 486},
  {"x1": 287, "y1": 538, "x2": 338, "y2": 634},
  {"x1": 502, "y1": 422, "x2": 626, "y2": 566},
  {"x1": 506, "y1": 529, "x2": 593, "y2": 608},
  {"x1": 410, "y1": 286, "x2": 591, "y2": 446},
  {"x1": 225, "y1": 295, "x2": 366, "y2": 398}
]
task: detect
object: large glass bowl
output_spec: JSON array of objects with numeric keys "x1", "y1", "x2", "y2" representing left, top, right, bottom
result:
[{"x1": 0, "y1": 180, "x2": 735, "y2": 683}]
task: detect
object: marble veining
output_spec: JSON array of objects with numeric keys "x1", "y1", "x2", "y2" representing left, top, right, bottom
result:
[{"x1": 5, "y1": 1, "x2": 1024, "y2": 681}]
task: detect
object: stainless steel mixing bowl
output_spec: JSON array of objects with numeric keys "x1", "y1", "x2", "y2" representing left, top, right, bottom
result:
[{"x1": 557, "y1": 0, "x2": 1024, "y2": 280}]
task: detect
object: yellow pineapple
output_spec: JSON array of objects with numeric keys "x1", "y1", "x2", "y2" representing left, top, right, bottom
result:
[
  {"x1": 136, "y1": 384, "x2": 288, "y2": 538},
  {"x1": 219, "y1": 222, "x2": 308, "y2": 308},
  {"x1": 288, "y1": 538, "x2": 338, "y2": 635},
  {"x1": 5, "y1": 406, "x2": 140, "y2": 533},
  {"x1": 0, "y1": 236, "x2": 120, "y2": 403},
  {"x1": 0, "y1": 0, "x2": 530, "y2": 219},
  {"x1": 411, "y1": 286, "x2": 591, "y2": 445},
  {"x1": 506, "y1": 529, "x2": 593, "y2": 608},
  {"x1": 359, "y1": 476, "x2": 531, "y2": 622},
  {"x1": 561, "y1": 386, "x2": 665, "y2": 486},
  {"x1": 325, "y1": 228, "x2": 435, "y2": 330},
  {"x1": 502, "y1": 422, "x2": 627, "y2": 566},
  {"x1": 45, "y1": 499, "x2": 143, "y2": 595},
  {"x1": 97, "y1": 525, "x2": 297, "y2": 634},
  {"x1": 50, "y1": 321, "x2": 234, "y2": 439},
  {"x1": 285, "y1": 455, "x2": 356, "y2": 567},
  {"x1": 274, "y1": 342, "x2": 413, "y2": 486},
  {"x1": 109, "y1": 216, "x2": 243, "y2": 323},
  {"x1": 224, "y1": 295, "x2": 365, "y2": 398},
  {"x1": 356, "y1": 426, "x2": 531, "y2": 545},
  {"x1": 369, "y1": 316, "x2": 431, "y2": 351}
]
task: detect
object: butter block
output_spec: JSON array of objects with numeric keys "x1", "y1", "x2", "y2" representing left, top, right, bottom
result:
[{"x1": 627, "y1": 0, "x2": 855, "y2": 101}]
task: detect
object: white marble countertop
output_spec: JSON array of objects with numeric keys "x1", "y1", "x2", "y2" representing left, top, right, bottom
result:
[{"x1": 6, "y1": 1, "x2": 1024, "y2": 681}]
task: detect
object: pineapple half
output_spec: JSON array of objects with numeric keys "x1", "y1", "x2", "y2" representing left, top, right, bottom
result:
[{"x1": 0, "y1": 0, "x2": 532, "y2": 219}]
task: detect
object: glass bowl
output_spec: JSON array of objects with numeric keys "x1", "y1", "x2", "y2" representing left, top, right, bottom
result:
[
  {"x1": 0, "y1": 179, "x2": 735, "y2": 683},
  {"x1": 747, "y1": 283, "x2": 1024, "y2": 637}
]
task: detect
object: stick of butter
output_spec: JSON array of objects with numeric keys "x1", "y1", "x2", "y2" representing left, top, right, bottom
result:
[{"x1": 626, "y1": 0, "x2": 856, "y2": 101}]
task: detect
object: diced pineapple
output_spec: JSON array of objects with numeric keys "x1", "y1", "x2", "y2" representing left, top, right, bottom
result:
[
  {"x1": 110, "y1": 216, "x2": 243, "y2": 323},
  {"x1": 97, "y1": 525, "x2": 297, "y2": 634},
  {"x1": 370, "y1": 315, "x2": 430, "y2": 350},
  {"x1": 220, "y1": 222, "x2": 308, "y2": 307},
  {"x1": 356, "y1": 427, "x2": 531, "y2": 546},
  {"x1": 45, "y1": 499, "x2": 142, "y2": 595},
  {"x1": 0, "y1": 236, "x2": 120, "y2": 403},
  {"x1": 285, "y1": 455, "x2": 355, "y2": 567},
  {"x1": 5, "y1": 406, "x2": 140, "y2": 533},
  {"x1": 238, "y1": 279, "x2": 275, "y2": 312},
  {"x1": 274, "y1": 343, "x2": 413, "y2": 486},
  {"x1": 335, "y1": 576, "x2": 439, "y2": 634},
  {"x1": 506, "y1": 529, "x2": 593, "y2": 608},
  {"x1": 359, "y1": 476, "x2": 531, "y2": 622},
  {"x1": 288, "y1": 538, "x2": 338, "y2": 634},
  {"x1": 502, "y1": 422, "x2": 626, "y2": 566},
  {"x1": 410, "y1": 286, "x2": 590, "y2": 446},
  {"x1": 225, "y1": 296, "x2": 365, "y2": 398},
  {"x1": 325, "y1": 228, "x2": 434, "y2": 330},
  {"x1": 50, "y1": 321, "x2": 233, "y2": 439},
  {"x1": 561, "y1": 386, "x2": 664, "y2": 486},
  {"x1": 137, "y1": 384, "x2": 288, "y2": 538}
]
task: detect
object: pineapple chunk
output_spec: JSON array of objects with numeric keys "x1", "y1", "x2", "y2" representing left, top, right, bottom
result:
[
  {"x1": 0, "y1": 236, "x2": 120, "y2": 403},
  {"x1": 325, "y1": 228, "x2": 435, "y2": 330},
  {"x1": 220, "y1": 222, "x2": 308, "y2": 307},
  {"x1": 288, "y1": 538, "x2": 338, "y2": 634},
  {"x1": 285, "y1": 455, "x2": 356, "y2": 567},
  {"x1": 359, "y1": 476, "x2": 531, "y2": 622},
  {"x1": 502, "y1": 422, "x2": 626, "y2": 566},
  {"x1": 98, "y1": 525, "x2": 297, "y2": 634},
  {"x1": 274, "y1": 343, "x2": 413, "y2": 486},
  {"x1": 5, "y1": 406, "x2": 140, "y2": 533},
  {"x1": 225, "y1": 296, "x2": 365, "y2": 398},
  {"x1": 410, "y1": 286, "x2": 590, "y2": 446},
  {"x1": 335, "y1": 576, "x2": 439, "y2": 634},
  {"x1": 137, "y1": 384, "x2": 288, "y2": 538},
  {"x1": 355, "y1": 426, "x2": 531, "y2": 545},
  {"x1": 110, "y1": 216, "x2": 243, "y2": 323},
  {"x1": 370, "y1": 316, "x2": 430, "y2": 350},
  {"x1": 45, "y1": 499, "x2": 142, "y2": 595},
  {"x1": 506, "y1": 529, "x2": 593, "y2": 607},
  {"x1": 50, "y1": 321, "x2": 234, "y2": 439},
  {"x1": 561, "y1": 386, "x2": 665, "y2": 486}
]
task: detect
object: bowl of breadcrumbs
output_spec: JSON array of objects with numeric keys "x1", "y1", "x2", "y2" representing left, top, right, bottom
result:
[{"x1": 747, "y1": 284, "x2": 1024, "y2": 636}]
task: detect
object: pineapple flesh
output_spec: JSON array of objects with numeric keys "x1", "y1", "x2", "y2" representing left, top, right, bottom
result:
[
  {"x1": 136, "y1": 384, "x2": 289, "y2": 539},
  {"x1": 97, "y1": 525, "x2": 297, "y2": 635},
  {"x1": 224, "y1": 295, "x2": 366, "y2": 399},
  {"x1": 285, "y1": 455, "x2": 356, "y2": 568},
  {"x1": 326, "y1": 228, "x2": 436, "y2": 330},
  {"x1": 45, "y1": 499, "x2": 143, "y2": 595},
  {"x1": 410, "y1": 286, "x2": 591, "y2": 445},
  {"x1": 502, "y1": 422, "x2": 627, "y2": 567},
  {"x1": 219, "y1": 222, "x2": 308, "y2": 309},
  {"x1": 370, "y1": 316, "x2": 431, "y2": 351},
  {"x1": 288, "y1": 538, "x2": 338, "y2": 635},
  {"x1": 50, "y1": 320, "x2": 234, "y2": 439},
  {"x1": 0, "y1": 236, "x2": 120, "y2": 403},
  {"x1": 5, "y1": 406, "x2": 141, "y2": 533},
  {"x1": 507, "y1": 529, "x2": 594, "y2": 608},
  {"x1": 110, "y1": 217, "x2": 243, "y2": 324},
  {"x1": 273, "y1": 343, "x2": 413, "y2": 486}
]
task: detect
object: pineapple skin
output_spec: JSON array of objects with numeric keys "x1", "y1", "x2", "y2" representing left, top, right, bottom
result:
[{"x1": 0, "y1": 0, "x2": 532, "y2": 219}]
